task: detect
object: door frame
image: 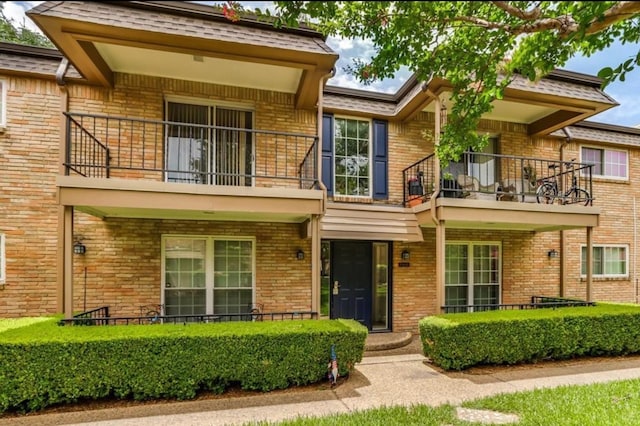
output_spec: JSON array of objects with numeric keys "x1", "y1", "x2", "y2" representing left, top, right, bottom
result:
[{"x1": 326, "y1": 240, "x2": 393, "y2": 332}]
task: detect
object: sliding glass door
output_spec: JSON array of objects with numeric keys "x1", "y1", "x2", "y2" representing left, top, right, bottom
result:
[{"x1": 165, "y1": 101, "x2": 253, "y2": 186}]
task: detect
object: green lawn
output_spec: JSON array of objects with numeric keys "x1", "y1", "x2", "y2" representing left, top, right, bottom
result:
[
  {"x1": 463, "y1": 378, "x2": 640, "y2": 425},
  {"x1": 255, "y1": 378, "x2": 640, "y2": 425},
  {"x1": 0, "y1": 317, "x2": 51, "y2": 333}
]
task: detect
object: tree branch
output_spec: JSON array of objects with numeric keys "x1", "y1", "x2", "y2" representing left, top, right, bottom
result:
[
  {"x1": 491, "y1": 1, "x2": 541, "y2": 21},
  {"x1": 447, "y1": 15, "x2": 578, "y2": 36},
  {"x1": 584, "y1": 1, "x2": 640, "y2": 35}
]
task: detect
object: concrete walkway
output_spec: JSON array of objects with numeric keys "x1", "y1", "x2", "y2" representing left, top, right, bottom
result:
[{"x1": 4, "y1": 349, "x2": 640, "y2": 426}]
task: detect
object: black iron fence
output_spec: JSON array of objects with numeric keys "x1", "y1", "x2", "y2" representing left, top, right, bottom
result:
[
  {"x1": 59, "y1": 309, "x2": 318, "y2": 326},
  {"x1": 441, "y1": 295, "x2": 596, "y2": 314},
  {"x1": 64, "y1": 112, "x2": 319, "y2": 190},
  {"x1": 403, "y1": 152, "x2": 594, "y2": 206}
]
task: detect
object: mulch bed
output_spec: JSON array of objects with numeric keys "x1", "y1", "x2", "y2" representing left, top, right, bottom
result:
[{"x1": 0, "y1": 377, "x2": 346, "y2": 420}]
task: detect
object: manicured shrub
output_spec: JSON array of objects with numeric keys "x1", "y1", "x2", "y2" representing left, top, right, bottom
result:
[
  {"x1": 0, "y1": 318, "x2": 367, "y2": 413},
  {"x1": 419, "y1": 303, "x2": 640, "y2": 370}
]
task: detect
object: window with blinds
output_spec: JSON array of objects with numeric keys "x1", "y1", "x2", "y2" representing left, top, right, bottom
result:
[{"x1": 165, "y1": 101, "x2": 253, "y2": 186}]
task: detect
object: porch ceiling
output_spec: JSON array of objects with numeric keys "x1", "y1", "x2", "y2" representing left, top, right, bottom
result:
[
  {"x1": 26, "y1": 1, "x2": 337, "y2": 108},
  {"x1": 414, "y1": 198, "x2": 600, "y2": 232},
  {"x1": 57, "y1": 176, "x2": 323, "y2": 223},
  {"x1": 422, "y1": 75, "x2": 617, "y2": 136}
]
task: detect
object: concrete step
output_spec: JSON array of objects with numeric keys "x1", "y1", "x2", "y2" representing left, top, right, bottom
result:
[{"x1": 364, "y1": 331, "x2": 413, "y2": 351}]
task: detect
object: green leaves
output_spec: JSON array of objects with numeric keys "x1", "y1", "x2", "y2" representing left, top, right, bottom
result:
[
  {"x1": 0, "y1": 4, "x2": 53, "y2": 48},
  {"x1": 0, "y1": 319, "x2": 367, "y2": 413},
  {"x1": 268, "y1": 1, "x2": 640, "y2": 161},
  {"x1": 419, "y1": 303, "x2": 640, "y2": 370}
]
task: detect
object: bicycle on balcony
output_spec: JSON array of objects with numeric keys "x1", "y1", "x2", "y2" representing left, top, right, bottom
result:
[{"x1": 536, "y1": 159, "x2": 592, "y2": 206}]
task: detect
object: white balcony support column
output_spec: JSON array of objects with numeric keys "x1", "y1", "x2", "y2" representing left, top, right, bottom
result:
[
  {"x1": 63, "y1": 206, "x2": 74, "y2": 318},
  {"x1": 435, "y1": 220, "x2": 446, "y2": 312},
  {"x1": 586, "y1": 226, "x2": 593, "y2": 302},
  {"x1": 310, "y1": 215, "x2": 321, "y2": 314}
]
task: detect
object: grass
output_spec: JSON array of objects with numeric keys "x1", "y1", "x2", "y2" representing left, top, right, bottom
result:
[
  {"x1": 250, "y1": 379, "x2": 640, "y2": 425},
  {"x1": 255, "y1": 405, "x2": 460, "y2": 426},
  {"x1": 0, "y1": 316, "x2": 51, "y2": 333},
  {"x1": 463, "y1": 378, "x2": 640, "y2": 426}
]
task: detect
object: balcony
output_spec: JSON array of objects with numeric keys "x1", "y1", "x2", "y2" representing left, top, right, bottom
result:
[
  {"x1": 58, "y1": 113, "x2": 323, "y2": 222},
  {"x1": 403, "y1": 152, "x2": 599, "y2": 231}
]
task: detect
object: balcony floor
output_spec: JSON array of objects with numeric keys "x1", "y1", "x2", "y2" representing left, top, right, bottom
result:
[
  {"x1": 57, "y1": 176, "x2": 323, "y2": 222},
  {"x1": 413, "y1": 197, "x2": 600, "y2": 231}
]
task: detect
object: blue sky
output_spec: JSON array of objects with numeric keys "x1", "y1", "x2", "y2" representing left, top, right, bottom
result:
[{"x1": 5, "y1": 1, "x2": 639, "y2": 127}]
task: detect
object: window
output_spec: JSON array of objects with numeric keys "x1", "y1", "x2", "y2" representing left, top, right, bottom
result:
[
  {"x1": 445, "y1": 242, "x2": 501, "y2": 312},
  {"x1": 581, "y1": 146, "x2": 628, "y2": 179},
  {"x1": 0, "y1": 233, "x2": 4, "y2": 283},
  {"x1": 0, "y1": 80, "x2": 6, "y2": 128},
  {"x1": 321, "y1": 114, "x2": 388, "y2": 199},
  {"x1": 581, "y1": 245, "x2": 628, "y2": 278},
  {"x1": 334, "y1": 117, "x2": 371, "y2": 196},
  {"x1": 163, "y1": 236, "x2": 254, "y2": 316}
]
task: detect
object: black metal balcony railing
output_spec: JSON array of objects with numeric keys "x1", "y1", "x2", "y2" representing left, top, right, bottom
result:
[
  {"x1": 64, "y1": 112, "x2": 319, "y2": 190},
  {"x1": 403, "y1": 152, "x2": 594, "y2": 207},
  {"x1": 441, "y1": 296, "x2": 595, "y2": 314},
  {"x1": 403, "y1": 153, "x2": 436, "y2": 205}
]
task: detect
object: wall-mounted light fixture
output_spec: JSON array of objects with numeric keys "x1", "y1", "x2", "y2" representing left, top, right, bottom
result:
[
  {"x1": 73, "y1": 241, "x2": 86, "y2": 255},
  {"x1": 547, "y1": 249, "x2": 559, "y2": 259},
  {"x1": 440, "y1": 102, "x2": 448, "y2": 131},
  {"x1": 296, "y1": 249, "x2": 305, "y2": 260},
  {"x1": 401, "y1": 249, "x2": 410, "y2": 261}
]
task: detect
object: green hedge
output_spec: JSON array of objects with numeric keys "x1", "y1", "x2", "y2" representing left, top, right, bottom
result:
[
  {"x1": 419, "y1": 303, "x2": 640, "y2": 370},
  {"x1": 0, "y1": 318, "x2": 367, "y2": 413}
]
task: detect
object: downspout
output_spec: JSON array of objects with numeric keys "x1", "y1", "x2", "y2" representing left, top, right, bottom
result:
[
  {"x1": 634, "y1": 196, "x2": 638, "y2": 303},
  {"x1": 424, "y1": 85, "x2": 441, "y2": 227},
  {"x1": 559, "y1": 127, "x2": 571, "y2": 297},
  {"x1": 55, "y1": 58, "x2": 71, "y2": 316},
  {"x1": 311, "y1": 67, "x2": 335, "y2": 315},
  {"x1": 424, "y1": 86, "x2": 445, "y2": 312},
  {"x1": 317, "y1": 67, "x2": 335, "y2": 203}
]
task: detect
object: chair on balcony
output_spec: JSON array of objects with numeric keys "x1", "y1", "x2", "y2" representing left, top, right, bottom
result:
[
  {"x1": 500, "y1": 178, "x2": 537, "y2": 203},
  {"x1": 457, "y1": 175, "x2": 500, "y2": 201}
]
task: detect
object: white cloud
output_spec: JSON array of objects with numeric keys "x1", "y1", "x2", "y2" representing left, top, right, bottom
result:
[{"x1": 3, "y1": 1, "x2": 42, "y2": 33}]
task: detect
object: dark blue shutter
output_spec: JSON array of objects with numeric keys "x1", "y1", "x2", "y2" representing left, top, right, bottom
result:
[
  {"x1": 372, "y1": 119, "x2": 388, "y2": 200},
  {"x1": 322, "y1": 114, "x2": 334, "y2": 196}
]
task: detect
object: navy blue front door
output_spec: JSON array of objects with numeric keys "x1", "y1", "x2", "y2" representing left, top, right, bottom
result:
[{"x1": 331, "y1": 241, "x2": 372, "y2": 329}]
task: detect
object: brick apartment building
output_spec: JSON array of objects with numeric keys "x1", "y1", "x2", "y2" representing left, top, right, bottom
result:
[{"x1": 0, "y1": 1, "x2": 639, "y2": 332}]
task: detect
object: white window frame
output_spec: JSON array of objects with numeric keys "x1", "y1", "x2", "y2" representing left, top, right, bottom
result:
[
  {"x1": 445, "y1": 241, "x2": 502, "y2": 309},
  {"x1": 0, "y1": 233, "x2": 5, "y2": 283},
  {"x1": 580, "y1": 145, "x2": 628, "y2": 180},
  {"x1": 161, "y1": 235, "x2": 256, "y2": 315},
  {"x1": 333, "y1": 115, "x2": 372, "y2": 198},
  {"x1": 0, "y1": 79, "x2": 6, "y2": 129},
  {"x1": 581, "y1": 244, "x2": 629, "y2": 278}
]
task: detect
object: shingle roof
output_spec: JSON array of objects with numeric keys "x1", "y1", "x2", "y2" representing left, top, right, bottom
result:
[
  {"x1": 507, "y1": 73, "x2": 616, "y2": 105},
  {"x1": 28, "y1": 1, "x2": 334, "y2": 55},
  {"x1": 552, "y1": 122, "x2": 640, "y2": 147},
  {"x1": 323, "y1": 93, "x2": 398, "y2": 117},
  {"x1": 0, "y1": 42, "x2": 83, "y2": 80}
]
